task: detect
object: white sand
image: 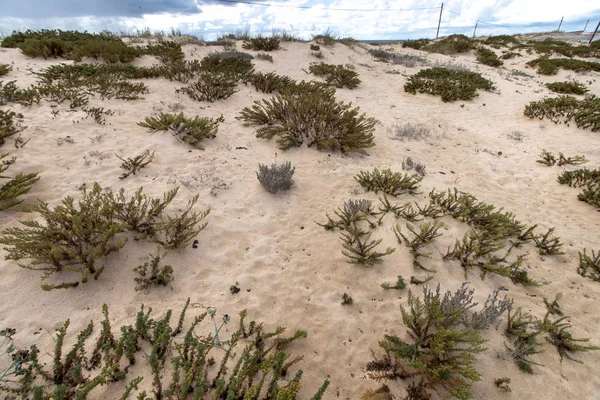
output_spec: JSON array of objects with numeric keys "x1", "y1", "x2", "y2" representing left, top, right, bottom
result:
[{"x1": 0, "y1": 38, "x2": 599, "y2": 399}]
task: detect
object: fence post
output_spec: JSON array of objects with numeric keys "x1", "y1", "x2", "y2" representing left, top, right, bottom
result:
[
  {"x1": 589, "y1": 21, "x2": 600, "y2": 44},
  {"x1": 472, "y1": 22, "x2": 478, "y2": 38},
  {"x1": 557, "y1": 16, "x2": 564, "y2": 32},
  {"x1": 583, "y1": 19, "x2": 589, "y2": 32},
  {"x1": 436, "y1": 3, "x2": 444, "y2": 39}
]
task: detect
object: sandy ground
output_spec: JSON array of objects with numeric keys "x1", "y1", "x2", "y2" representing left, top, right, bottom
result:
[{"x1": 0, "y1": 37, "x2": 599, "y2": 399}]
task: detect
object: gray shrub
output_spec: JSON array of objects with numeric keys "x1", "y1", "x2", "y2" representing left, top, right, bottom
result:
[{"x1": 257, "y1": 161, "x2": 295, "y2": 193}]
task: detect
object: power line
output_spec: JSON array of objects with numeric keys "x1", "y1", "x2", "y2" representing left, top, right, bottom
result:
[{"x1": 213, "y1": 0, "x2": 439, "y2": 12}]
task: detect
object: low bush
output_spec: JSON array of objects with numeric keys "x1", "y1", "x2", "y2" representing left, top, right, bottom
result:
[
  {"x1": 404, "y1": 67, "x2": 495, "y2": 102},
  {"x1": 368, "y1": 49, "x2": 426, "y2": 67},
  {"x1": 401, "y1": 38, "x2": 431, "y2": 50},
  {"x1": 501, "y1": 51, "x2": 522, "y2": 59},
  {"x1": 527, "y1": 57, "x2": 600, "y2": 75},
  {"x1": 310, "y1": 44, "x2": 320, "y2": 51},
  {"x1": 0, "y1": 183, "x2": 210, "y2": 289},
  {"x1": 389, "y1": 122, "x2": 431, "y2": 141},
  {"x1": 546, "y1": 81, "x2": 589, "y2": 95},
  {"x1": 0, "y1": 110, "x2": 26, "y2": 146},
  {"x1": 133, "y1": 248, "x2": 174, "y2": 290},
  {"x1": 117, "y1": 149, "x2": 155, "y2": 179},
  {"x1": 0, "y1": 300, "x2": 329, "y2": 399},
  {"x1": 423, "y1": 34, "x2": 475, "y2": 55},
  {"x1": 243, "y1": 71, "x2": 295, "y2": 93},
  {"x1": 475, "y1": 47, "x2": 503, "y2": 67},
  {"x1": 527, "y1": 38, "x2": 599, "y2": 58},
  {"x1": 199, "y1": 52, "x2": 254, "y2": 80},
  {"x1": 143, "y1": 40, "x2": 184, "y2": 63},
  {"x1": 369, "y1": 284, "x2": 511, "y2": 399},
  {"x1": 138, "y1": 112, "x2": 223, "y2": 149},
  {"x1": 239, "y1": 86, "x2": 376, "y2": 154},
  {"x1": 176, "y1": 72, "x2": 239, "y2": 102},
  {"x1": 524, "y1": 95, "x2": 600, "y2": 132},
  {"x1": 578, "y1": 248, "x2": 600, "y2": 281},
  {"x1": 355, "y1": 167, "x2": 421, "y2": 196},
  {"x1": 0, "y1": 153, "x2": 40, "y2": 211},
  {"x1": 483, "y1": 35, "x2": 520, "y2": 48},
  {"x1": 256, "y1": 52, "x2": 273, "y2": 62},
  {"x1": 0, "y1": 64, "x2": 11, "y2": 76},
  {"x1": 257, "y1": 161, "x2": 295, "y2": 193},
  {"x1": 308, "y1": 62, "x2": 361, "y2": 89},
  {"x1": 557, "y1": 168, "x2": 600, "y2": 209},
  {"x1": 242, "y1": 37, "x2": 281, "y2": 51}
]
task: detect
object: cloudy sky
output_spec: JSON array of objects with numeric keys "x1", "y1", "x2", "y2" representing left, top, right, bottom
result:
[{"x1": 1, "y1": 0, "x2": 599, "y2": 40}]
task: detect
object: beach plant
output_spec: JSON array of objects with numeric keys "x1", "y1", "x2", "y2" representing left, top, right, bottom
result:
[
  {"x1": 402, "y1": 38, "x2": 431, "y2": 50},
  {"x1": 546, "y1": 81, "x2": 589, "y2": 95},
  {"x1": 504, "y1": 307, "x2": 543, "y2": 373},
  {"x1": 370, "y1": 284, "x2": 511, "y2": 400},
  {"x1": 155, "y1": 194, "x2": 210, "y2": 249},
  {"x1": 116, "y1": 150, "x2": 155, "y2": 179},
  {"x1": 355, "y1": 168, "x2": 421, "y2": 196},
  {"x1": 404, "y1": 67, "x2": 495, "y2": 102},
  {"x1": 423, "y1": 34, "x2": 475, "y2": 55},
  {"x1": 401, "y1": 156, "x2": 426, "y2": 176},
  {"x1": 0, "y1": 64, "x2": 11, "y2": 76},
  {"x1": 83, "y1": 106, "x2": 114, "y2": 125},
  {"x1": 242, "y1": 37, "x2": 281, "y2": 51},
  {"x1": 341, "y1": 293, "x2": 354, "y2": 305},
  {"x1": 483, "y1": 35, "x2": 520, "y2": 48},
  {"x1": 577, "y1": 248, "x2": 600, "y2": 281},
  {"x1": 0, "y1": 110, "x2": 26, "y2": 147},
  {"x1": 256, "y1": 161, "x2": 295, "y2": 194},
  {"x1": 389, "y1": 122, "x2": 431, "y2": 141},
  {"x1": 527, "y1": 57, "x2": 600, "y2": 75},
  {"x1": 0, "y1": 300, "x2": 328, "y2": 399},
  {"x1": 536, "y1": 149, "x2": 557, "y2": 166},
  {"x1": 310, "y1": 44, "x2": 320, "y2": 51},
  {"x1": 255, "y1": 52, "x2": 274, "y2": 62},
  {"x1": 501, "y1": 51, "x2": 522, "y2": 59},
  {"x1": 381, "y1": 276, "x2": 407, "y2": 290},
  {"x1": 317, "y1": 199, "x2": 375, "y2": 231},
  {"x1": 340, "y1": 224, "x2": 395, "y2": 268},
  {"x1": 308, "y1": 62, "x2": 361, "y2": 89},
  {"x1": 367, "y1": 49, "x2": 426, "y2": 67},
  {"x1": 0, "y1": 153, "x2": 40, "y2": 211},
  {"x1": 0, "y1": 80, "x2": 42, "y2": 106},
  {"x1": 533, "y1": 227, "x2": 564, "y2": 255},
  {"x1": 475, "y1": 47, "x2": 503, "y2": 67},
  {"x1": 138, "y1": 112, "x2": 223, "y2": 149},
  {"x1": 243, "y1": 71, "x2": 295, "y2": 93},
  {"x1": 527, "y1": 38, "x2": 599, "y2": 58},
  {"x1": 144, "y1": 41, "x2": 184, "y2": 63},
  {"x1": 239, "y1": 85, "x2": 376, "y2": 154},
  {"x1": 557, "y1": 168, "x2": 600, "y2": 187},
  {"x1": 176, "y1": 72, "x2": 239, "y2": 102},
  {"x1": 394, "y1": 221, "x2": 443, "y2": 271},
  {"x1": 133, "y1": 248, "x2": 174, "y2": 291},
  {"x1": 199, "y1": 52, "x2": 254, "y2": 81},
  {"x1": 524, "y1": 95, "x2": 600, "y2": 132}
]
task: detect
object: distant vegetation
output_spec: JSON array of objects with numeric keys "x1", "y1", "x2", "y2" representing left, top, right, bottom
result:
[{"x1": 404, "y1": 67, "x2": 495, "y2": 102}]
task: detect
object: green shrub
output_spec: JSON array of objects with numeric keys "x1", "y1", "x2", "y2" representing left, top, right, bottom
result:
[
  {"x1": 133, "y1": 248, "x2": 174, "y2": 290},
  {"x1": 243, "y1": 71, "x2": 295, "y2": 93},
  {"x1": 355, "y1": 168, "x2": 421, "y2": 196},
  {"x1": 242, "y1": 37, "x2": 281, "y2": 51},
  {"x1": 0, "y1": 64, "x2": 11, "y2": 76},
  {"x1": 0, "y1": 184, "x2": 209, "y2": 289},
  {"x1": 0, "y1": 110, "x2": 26, "y2": 146},
  {"x1": 239, "y1": 86, "x2": 376, "y2": 154},
  {"x1": 312, "y1": 32, "x2": 337, "y2": 46},
  {"x1": 138, "y1": 112, "x2": 223, "y2": 149},
  {"x1": 369, "y1": 284, "x2": 511, "y2": 399},
  {"x1": 423, "y1": 34, "x2": 475, "y2": 55},
  {"x1": 199, "y1": 52, "x2": 254, "y2": 81},
  {"x1": 578, "y1": 248, "x2": 600, "y2": 281},
  {"x1": 557, "y1": 168, "x2": 600, "y2": 209},
  {"x1": 256, "y1": 52, "x2": 273, "y2": 62},
  {"x1": 310, "y1": 44, "x2": 320, "y2": 51},
  {"x1": 483, "y1": 35, "x2": 520, "y2": 48},
  {"x1": 527, "y1": 38, "x2": 599, "y2": 58},
  {"x1": 0, "y1": 153, "x2": 40, "y2": 211},
  {"x1": 401, "y1": 38, "x2": 431, "y2": 50},
  {"x1": 546, "y1": 81, "x2": 589, "y2": 95},
  {"x1": 475, "y1": 47, "x2": 503, "y2": 67},
  {"x1": 404, "y1": 67, "x2": 495, "y2": 102},
  {"x1": 176, "y1": 72, "x2": 238, "y2": 102},
  {"x1": 0, "y1": 300, "x2": 329, "y2": 399},
  {"x1": 0, "y1": 81, "x2": 42, "y2": 106},
  {"x1": 308, "y1": 62, "x2": 361, "y2": 89},
  {"x1": 257, "y1": 161, "x2": 295, "y2": 193},
  {"x1": 70, "y1": 39, "x2": 142, "y2": 63},
  {"x1": 117, "y1": 150, "x2": 155, "y2": 179},
  {"x1": 524, "y1": 95, "x2": 600, "y2": 131},
  {"x1": 527, "y1": 57, "x2": 600, "y2": 75},
  {"x1": 501, "y1": 51, "x2": 522, "y2": 59},
  {"x1": 143, "y1": 40, "x2": 184, "y2": 63}
]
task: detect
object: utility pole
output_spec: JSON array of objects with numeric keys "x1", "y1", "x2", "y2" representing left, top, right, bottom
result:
[
  {"x1": 472, "y1": 22, "x2": 478, "y2": 38},
  {"x1": 590, "y1": 21, "x2": 600, "y2": 44},
  {"x1": 436, "y1": 3, "x2": 444, "y2": 39},
  {"x1": 557, "y1": 16, "x2": 563, "y2": 32},
  {"x1": 583, "y1": 19, "x2": 589, "y2": 32}
]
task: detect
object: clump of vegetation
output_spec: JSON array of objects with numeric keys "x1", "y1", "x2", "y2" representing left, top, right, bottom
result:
[
  {"x1": 423, "y1": 34, "x2": 476, "y2": 55},
  {"x1": 256, "y1": 161, "x2": 295, "y2": 194},
  {"x1": 318, "y1": 199, "x2": 395, "y2": 268},
  {"x1": 483, "y1": 35, "x2": 520, "y2": 48},
  {"x1": 524, "y1": 95, "x2": 600, "y2": 132},
  {"x1": 527, "y1": 38, "x2": 600, "y2": 58},
  {"x1": 395, "y1": 221, "x2": 444, "y2": 271},
  {"x1": 402, "y1": 156, "x2": 426, "y2": 176},
  {"x1": 200, "y1": 52, "x2": 254, "y2": 80},
  {"x1": 176, "y1": 72, "x2": 239, "y2": 102},
  {"x1": 557, "y1": 168, "x2": 600, "y2": 209},
  {"x1": 527, "y1": 57, "x2": 600, "y2": 75},
  {"x1": 475, "y1": 47, "x2": 503, "y2": 67},
  {"x1": 578, "y1": 248, "x2": 600, "y2": 281},
  {"x1": 0, "y1": 300, "x2": 329, "y2": 399},
  {"x1": 389, "y1": 122, "x2": 431, "y2": 141},
  {"x1": 243, "y1": 71, "x2": 295, "y2": 93},
  {"x1": 143, "y1": 41, "x2": 184, "y2": 63},
  {"x1": 117, "y1": 150, "x2": 155, "y2": 179},
  {"x1": 312, "y1": 32, "x2": 338, "y2": 46},
  {"x1": 404, "y1": 67, "x2": 495, "y2": 102},
  {"x1": 308, "y1": 62, "x2": 361, "y2": 89},
  {"x1": 369, "y1": 284, "x2": 511, "y2": 399},
  {"x1": 0, "y1": 64, "x2": 11, "y2": 76},
  {"x1": 505, "y1": 293, "x2": 599, "y2": 373},
  {"x1": 501, "y1": 51, "x2": 522, "y2": 59},
  {"x1": 533, "y1": 227, "x2": 564, "y2": 255},
  {"x1": 133, "y1": 248, "x2": 174, "y2": 291},
  {"x1": 355, "y1": 168, "x2": 421, "y2": 196},
  {"x1": 310, "y1": 44, "x2": 320, "y2": 51},
  {"x1": 242, "y1": 37, "x2": 281, "y2": 51},
  {"x1": 536, "y1": 149, "x2": 587, "y2": 166},
  {"x1": 0, "y1": 153, "x2": 40, "y2": 211},
  {"x1": 0, "y1": 184, "x2": 210, "y2": 289},
  {"x1": 239, "y1": 85, "x2": 376, "y2": 154},
  {"x1": 546, "y1": 81, "x2": 588, "y2": 95},
  {"x1": 342, "y1": 293, "x2": 354, "y2": 305},
  {"x1": 0, "y1": 110, "x2": 26, "y2": 146},
  {"x1": 401, "y1": 38, "x2": 431, "y2": 50},
  {"x1": 381, "y1": 275, "x2": 406, "y2": 290},
  {"x1": 368, "y1": 49, "x2": 426, "y2": 67},
  {"x1": 256, "y1": 52, "x2": 273, "y2": 62},
  {"x1": 138, "y1": 112, "x2": 223, "y2": 149}
]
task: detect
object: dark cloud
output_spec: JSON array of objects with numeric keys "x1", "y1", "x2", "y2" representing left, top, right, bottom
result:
[{"x1": 2, "y1": 0, "x2": 202, "y2": 18}]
